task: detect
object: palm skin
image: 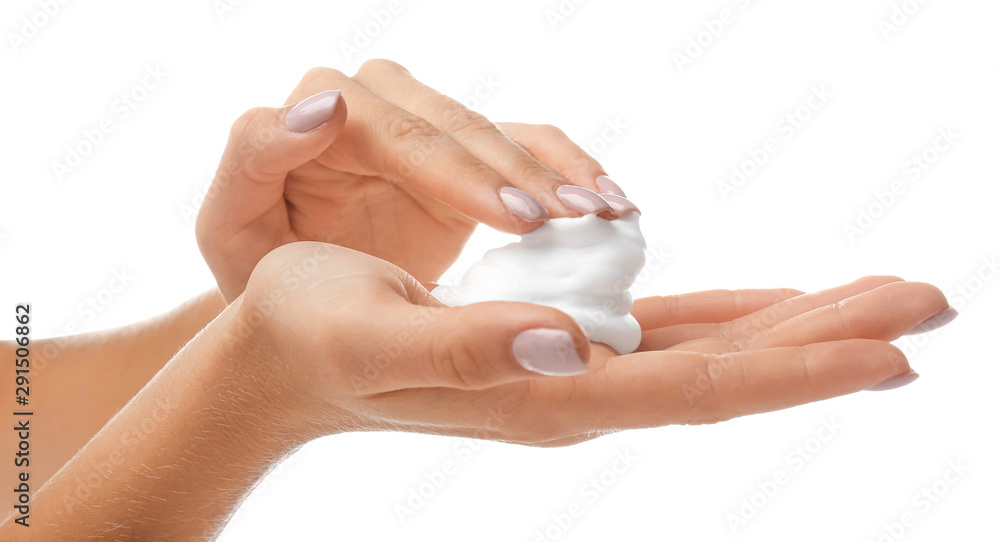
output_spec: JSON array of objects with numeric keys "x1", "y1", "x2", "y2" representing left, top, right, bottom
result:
[{"x1": 280, "y1": 155, "x2": 476, "y2": 283}]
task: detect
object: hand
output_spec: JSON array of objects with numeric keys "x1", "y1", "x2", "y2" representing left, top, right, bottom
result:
[
  {"x1": 235, "y1": 244, "x2": 953, "y2": 445},
  {"x1": 196, "y1": 60, "x2": 636, "y2": 302}
]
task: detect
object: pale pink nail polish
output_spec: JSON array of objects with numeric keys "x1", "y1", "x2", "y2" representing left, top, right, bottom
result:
[
  {"x1": 512, "y1": 329, "x2": 587, "y2": 376},
  {"x1": 555, "y1": 185, "x2": 613, "y2": 215},
  {"x1": 904, "y1": 307, "x2": 958, "y2": 335},
  {"x1": 595, "y1": 175, "x2": 626, "y2": 197},
  {"x1": 286, "y1": 90, "x2": 341, "y2": 132},
  {"x1": 867, "y1": 371, "x2": 920, "y2": 391},
  {"x1": 601, "y1": 194, "x2": 640, "y2": 216},
  {"x1": 500, "y1": 187, "x2": 549, "y2": 222}
]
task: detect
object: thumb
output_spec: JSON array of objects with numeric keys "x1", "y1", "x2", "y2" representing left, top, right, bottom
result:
[
  {"x1": 199, "y1": 90, "x2": 347, "y2": 232},
  {"x1": 357, "y1": 301, "x2": 591, "y2": 393}
]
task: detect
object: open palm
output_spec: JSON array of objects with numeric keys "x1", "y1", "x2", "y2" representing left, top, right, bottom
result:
[{"x1": 350, "y1": 276, "x2": 950, "y2": 445}]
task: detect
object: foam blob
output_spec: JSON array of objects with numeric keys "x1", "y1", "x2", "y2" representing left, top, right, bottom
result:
[{"x1": 432, "y1": 213, "x2": 646, "y2": 354}]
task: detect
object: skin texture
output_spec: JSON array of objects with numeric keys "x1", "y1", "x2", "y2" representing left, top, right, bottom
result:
[
  {"x1": 0, "y1": 290, "x2": 225, "y2": 492},
  {"x1": 4, "y1": 245, "x2": 948, "y2": 540},
  {"x1": 0, "y1": 62, "x2": 956, "y2": 539},
  {"x1": 196, "y1": 60, "x2": 622, "y2": 301}
]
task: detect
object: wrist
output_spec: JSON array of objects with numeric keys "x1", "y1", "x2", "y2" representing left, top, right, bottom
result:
[{"x1": 223, "y1": 294, "x2": 357, "y2": 442}]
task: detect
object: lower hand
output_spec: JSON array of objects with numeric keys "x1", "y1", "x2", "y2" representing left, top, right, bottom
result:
[{"x1": 234, "y1": 243, "x2": 951, "y2": 445}]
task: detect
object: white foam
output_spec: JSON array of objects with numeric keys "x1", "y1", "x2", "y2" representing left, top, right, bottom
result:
[{"x1": 432, "y1": 213, "x2": 646, "y2": 354}]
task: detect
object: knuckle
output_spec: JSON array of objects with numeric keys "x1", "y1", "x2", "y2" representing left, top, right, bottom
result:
[
  {"x1": 682, "y1": 352, "x2": 744, "y2": 424},
  {"x1": 428, "y1": 331, "x2": 490, "y2": 389},
  {"x1": 438, "y1": 100, "x2": 496, "y2": 136},
  {"x1": 229, "y1": 106, "x2": 271, "y2": 141},
  {"x1": 515, "y1": 159, "x2": 563, "y2": 185},
  {"x1": 536, "y1": 123, "x2": 566, "y2": 138},
  {"x1": 356, "y1": 58, "x2": 407, "y2": 77},
  {"x1": 301, "y1": 66, "x2": 345, "y2": 84},
  {"x1": 385, "y1": 113, "x2": 438, "y2": 141}
]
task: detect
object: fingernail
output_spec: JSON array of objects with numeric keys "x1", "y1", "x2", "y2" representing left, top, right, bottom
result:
[
  {"x1": 500, "y1": 187, "x2": 549, "y2": 222},
  {"x1": 595, "y1": 175, "x2": 626, "y2": 197},
  {"x1": 286, "y1": 90, "x2": 341, "y2": 132},
  {"x1": 512, "y1": 328, "x2": 587, "y2": 376},
  {"x1": 601, "y1": 194, "x2": 640, "y2": 216},
  {"x1": 867, "y1": 370, "x2": 920, "y2": 391},
  {"x1": 904, "y1": 307, "x2": 958, "y2": 335},
  {"x1": 555, "y1": 185, "x2": 613, "y2": 215}
]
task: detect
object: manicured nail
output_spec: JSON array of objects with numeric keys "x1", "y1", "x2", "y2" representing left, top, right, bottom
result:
[
  {"x1": 555, "y1": 185, "x2": 613, "y2": 215},
  {"x1": 500, "y1": 187, "x2": 549, "y2": 222},
  {"x1": 595, "y1": 175, "x2": 626, "y2": 197},
  {"x1": 601, "y1": 194, "x2": 640, "y2": 216},
  {"x1": 286, "y1": 90, "x2": 341, "y2": 132},
  {"x1": 904, "y1": 307, "x2": 958, "y2": 335},
  {"x1": 512, "y1": 328, "x2": 587, "y2": 376},
  {"x1": 867, "y1": 370, "x2": 920, "y2": 391}
]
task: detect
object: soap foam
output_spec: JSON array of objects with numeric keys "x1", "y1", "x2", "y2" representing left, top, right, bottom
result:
[{"x1": 432, "y1": 213, "x2": 646, "y2": 354}]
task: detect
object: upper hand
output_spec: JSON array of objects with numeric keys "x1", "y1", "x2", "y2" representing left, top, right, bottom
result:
[{"x1": 196, "y1": 60, "x2": 636, "y2": 301}]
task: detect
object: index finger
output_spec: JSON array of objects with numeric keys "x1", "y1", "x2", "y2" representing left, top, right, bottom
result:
[
  {"x1": 350, "y1": 60, "x2": 614, "y2": 219},
  {"x1": 287, "y1": 67, "x2": 550, "y2": 234}
]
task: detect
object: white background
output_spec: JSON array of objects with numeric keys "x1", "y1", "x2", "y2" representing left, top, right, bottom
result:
[{"x1": 2, "y1": 0, "x2": 998, "y2": 540}]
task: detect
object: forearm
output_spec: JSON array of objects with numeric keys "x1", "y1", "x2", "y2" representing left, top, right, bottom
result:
[
  {"x1": 2, "y1": 289, "x2": 226, "y2": 488},
  {"x1": 4, "y1": 301, "x2": 307, "y2": 540}
]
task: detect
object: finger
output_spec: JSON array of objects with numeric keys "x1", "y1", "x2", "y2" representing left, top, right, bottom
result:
[
  {"x1": 553, "y1": 339, "x2": 912, "y2": 429},
  {"x1": 195, "y1": 90, "x2": 348, "y2": 299},
  {"x1": 496, "y1": 122, "x2": 616, "y2": 195},
  {"x1": 745, "y1": 281, "x2": 950, "y2": 349},
  {"x1": 289, "y1": 67, "x2": 558, "y2": 233},
  {"x1": 632, "y1": 288, "x2": 805, "y2": 330},
  {"x1": 633, "y1": 288, "x2": 803, "y2": 351},
  {"x1": 351, "y1": 59, "x2": 614, "y2": 219},
  {"x1": 497, "y1": 123, "x2": 642, "y2": 218},
  {"x1": 640, "y1": 276, "x2": 904, "y2": 351},
  {"x1": 198, "y1": 91, "x2": 347, "y2": 231},
  {"x1": 349, "y1": 299, "x2": 591, "y2": 393}
]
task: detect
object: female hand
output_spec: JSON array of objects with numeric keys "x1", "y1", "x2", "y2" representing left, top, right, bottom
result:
[
  {"x1": 237, "y1": 243, "x2": 953, "y2": 445},
  {"x1": 196, "y1": 60, "x2": 636, "y2": 301}
]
